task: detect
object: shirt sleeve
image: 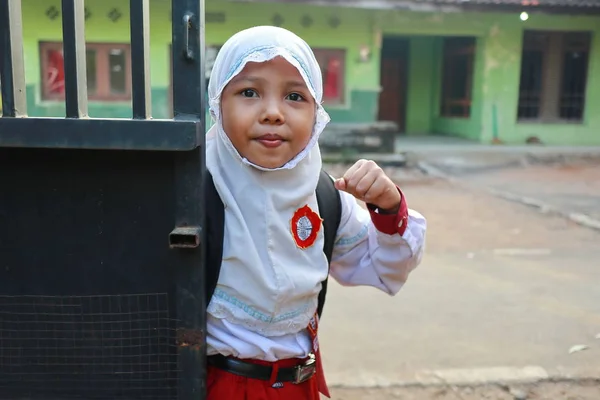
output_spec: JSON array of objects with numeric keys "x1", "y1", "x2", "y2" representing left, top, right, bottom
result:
[
  {"x1": 328, "y1": 189, "x2": 427, "y2": 295},
  {"x1": 366, "y1": 186, "x2": 409, "y2": 235}
]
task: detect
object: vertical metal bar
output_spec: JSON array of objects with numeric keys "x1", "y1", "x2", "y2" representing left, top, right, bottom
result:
[
  {"x1": 61, "y1": 0, "x2": 88, "y2": 118},
  {"x1": 0, "y1": 0, "x2": 27, "y2": 117},
  {"x1": 173, "y1": 147, "x2": 206, "y2": 400},
  {"x1": 171, "y1": 0, "x2": 206, "y2": 399},
  {"x1": 130, "y1": 0, "x2": 152, "y2": 119},
  {"x1": 172, "y1": 0, "x2": 205, "y2": 121}
]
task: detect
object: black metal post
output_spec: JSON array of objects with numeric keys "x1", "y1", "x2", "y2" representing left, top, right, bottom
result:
[
  {"x1": 0, "y1": 0, "x2": 27, "y2": 117},
  {"x1": 130, "y1": 0, "x2": 152, "y2": 119},
  {"x1": 171, "y1": 1, "x2": 207, "y2": 399},
  {"x1": 172, "y1": 0, "x2": 205, "y2": 122},
  {"x1": 61, "y1": 0, "x2": 88, "y2": 118}
]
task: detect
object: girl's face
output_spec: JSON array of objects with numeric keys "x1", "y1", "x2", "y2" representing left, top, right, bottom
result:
[{"x1": 220, "y1": 57, "x2": 316, "y2": 169}]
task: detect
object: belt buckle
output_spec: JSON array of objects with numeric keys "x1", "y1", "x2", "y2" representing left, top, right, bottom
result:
[{"x1": 293, "y1": 353, "x2": 317, "y2": 384}]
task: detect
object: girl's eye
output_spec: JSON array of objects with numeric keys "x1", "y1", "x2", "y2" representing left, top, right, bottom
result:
[
  {"x1": 241, "y1": 89, "x2": 258, "y2": 98},
  {"x1": 287, "y1": 93, "x2": 304, "y2": 102}
]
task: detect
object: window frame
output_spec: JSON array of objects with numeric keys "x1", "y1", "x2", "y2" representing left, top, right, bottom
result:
[
  {"x1": 439, "y1": 37, "x2": 476, "y2": 119},
  {"x1": 312, "y1": 48, "x2": 346, "y2": 106},
  {"x1": 39, "y1": 41, "x2": 132, "y2": 102},
  {"x1": 517, "y1": 30, "x2": 591, "y2": 123}
]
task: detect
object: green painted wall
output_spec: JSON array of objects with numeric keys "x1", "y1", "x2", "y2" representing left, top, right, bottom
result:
[
  {"x1": 375, "y1": 9, "x2": 490, "y2": 139},
  {"x1": 376, "y1": 9, "x2": 600, "y2": 144},
  {"x1": 405, "y1": 36, "x2": 436, "y2": 135},
  {"x1": 479, "y1": 16, "x2": 600, "y2": 145},
  {"x1": 21, "y1": 0, "x2": 379, "y2": 121},
  {"x1": 378, "y1": 12, "x2": 485, "y2": 140},
  {"x1": 21, "y1": 0, "x2": 173, "y2": 118},
  {"x1": 18, "y1": 0, "x2": 600, "y2": 145}
]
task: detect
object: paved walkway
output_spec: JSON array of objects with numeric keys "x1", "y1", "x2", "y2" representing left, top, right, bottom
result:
[
  {"x1": 460, "y1": 163, "x2": 600, "y2": 223},
  {"x1": 394, "y1": 135, "x2": 600, "y2": 157},
  {"x1": 330, "y1": 381, "x2": 600, "y2": 400},
  {"x1": 408, "y1": 140, "x2": 600, "y2": 231}
]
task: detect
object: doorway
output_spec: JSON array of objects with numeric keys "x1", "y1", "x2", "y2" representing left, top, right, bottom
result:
[{"x1": 378, "y1": 37, "x2": 409, "y2": 133}]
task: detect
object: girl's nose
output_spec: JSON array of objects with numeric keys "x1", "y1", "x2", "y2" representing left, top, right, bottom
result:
[{"x1": 260, "y1": 98, "x2": 285, "y2": 124}]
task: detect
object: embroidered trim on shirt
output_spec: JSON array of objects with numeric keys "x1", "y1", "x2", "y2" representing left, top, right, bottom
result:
[
  {"x1": 208, "y1": 289, "x2": 317, "y2": 336},
  {"x1": 212, "y1": 287, "x2": 311, "y2": 323},
  {"x1": 335, "y1": 224, "x2": 368, "y2": 247}
]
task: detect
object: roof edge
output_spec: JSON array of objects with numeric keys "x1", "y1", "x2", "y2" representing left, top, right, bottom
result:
[{"x1": 226, "y1": 0, "x2": 600, "y2": 14}]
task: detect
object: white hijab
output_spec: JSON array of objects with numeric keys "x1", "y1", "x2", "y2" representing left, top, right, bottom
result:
[{"x1": 205, "y1": 26, "x2": 332, "y2": 337}]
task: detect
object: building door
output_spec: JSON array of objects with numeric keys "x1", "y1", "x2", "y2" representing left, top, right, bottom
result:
[{"x1": 378, "y1": 37, "x2": 409, "y2": 132}]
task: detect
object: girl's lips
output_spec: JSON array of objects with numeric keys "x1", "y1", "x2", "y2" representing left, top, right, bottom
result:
[
  {"x1": 256, "y1": 134, "x2": 284, "y2": 148},
  {"x1": 257, "y1": 138, "x2": 283, "y2": 148}
]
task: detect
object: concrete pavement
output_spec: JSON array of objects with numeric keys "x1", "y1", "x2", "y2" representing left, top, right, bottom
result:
[
  {"x1": 409, "y1": 140, "x2": 600, "y2": 231},
  {"x1": 330, "y1": 381, "x2": 600, "y2": 400},
  {"x1": 458, "y1": 163, "x2": 600, "y2": 228}
]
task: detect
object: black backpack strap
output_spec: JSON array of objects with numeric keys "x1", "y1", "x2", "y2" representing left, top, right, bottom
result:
[
  {"x1": 315, "y1": 169, "x2": 342, "y2": 318},
  {"x1": 204, "y1": 171, "x2": 225, "y2": 306}
]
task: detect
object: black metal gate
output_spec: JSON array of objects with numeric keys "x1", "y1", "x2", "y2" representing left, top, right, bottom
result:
[{"x1": 0, "y1": 1, "x2": 207, "y2": 399}]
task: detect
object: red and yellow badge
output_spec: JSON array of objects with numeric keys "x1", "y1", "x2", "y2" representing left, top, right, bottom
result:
[{"x1": 290, "y1": 205, "x2": 323, "y2": 249}]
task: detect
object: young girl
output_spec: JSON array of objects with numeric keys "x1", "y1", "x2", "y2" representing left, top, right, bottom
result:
[{"x1": 205, "y1": 26, "x2": 426, "y2": 399}]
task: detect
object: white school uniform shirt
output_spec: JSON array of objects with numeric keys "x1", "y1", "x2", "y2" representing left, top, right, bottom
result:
[
  {"x1": 206, "y1": 194, "x2": 426, "y2": 361},
  {"x1": 205, "y1": 137, "x2": 427, "y2": 362}
]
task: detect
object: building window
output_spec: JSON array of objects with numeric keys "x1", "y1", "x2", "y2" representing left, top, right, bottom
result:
[
  {"x1": 313, "y1": 49, "x2": 345, "y2": 105},
  {"x1": 440, "y1": 37, "x2": 476, "y2": 118},
  {"x1": 40, "y1": 42, "x2": 131, "y2": 101},
  {"x1": 517, "y1": 31, "x2": 591, "y2": 122}
]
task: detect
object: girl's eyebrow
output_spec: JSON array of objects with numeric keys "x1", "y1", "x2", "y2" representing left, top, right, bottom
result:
[{"x1": 287, "y1": 80, "x2": 308, "y2": 89}]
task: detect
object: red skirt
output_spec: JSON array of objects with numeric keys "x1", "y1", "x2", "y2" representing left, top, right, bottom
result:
[{"x1": 207, "y1": 357, "x2": 320, "y2": 400}]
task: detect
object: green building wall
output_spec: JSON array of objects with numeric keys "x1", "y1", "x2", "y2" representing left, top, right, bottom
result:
[
  {"x1": 480, "y1": 15, "x2": 600, "y2": 145},
  {"x1": 20, "y1": 0, "x2": 380, "y2": 122},
  {"x1": 378, "y1": 9, "x2": 600, "y2": 144},
  {"x1": 405, "y1": 36, "x2": 436, "y2": 136},
  {"x1": 18, "y1": 0, "x2": 600, "y2": 145}
]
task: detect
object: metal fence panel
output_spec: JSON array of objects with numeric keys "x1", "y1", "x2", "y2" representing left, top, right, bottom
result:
[{"x1": 0, "y1": 1, "x2": 207, "y2": 399}]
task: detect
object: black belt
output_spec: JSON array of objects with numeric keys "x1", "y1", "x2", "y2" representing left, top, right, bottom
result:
[{"x1": 207, "y1": 353, "x2": 317, "y2": 384}]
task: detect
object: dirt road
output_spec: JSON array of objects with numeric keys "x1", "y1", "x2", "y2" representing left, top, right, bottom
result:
[{"x1": 320, "y1": 163, "x2": 600, "y2": 398}]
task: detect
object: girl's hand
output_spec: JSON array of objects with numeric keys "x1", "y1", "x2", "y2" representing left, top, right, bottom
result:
[{"x1": 334, "y1": 159, "x2": 401, "y2": 214}]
